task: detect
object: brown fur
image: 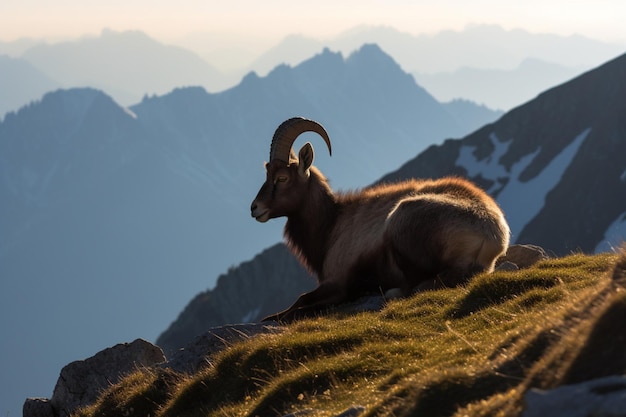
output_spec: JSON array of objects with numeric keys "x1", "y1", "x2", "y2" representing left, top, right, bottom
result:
[{"x1": 251, "y1": 146, "x2": 510, "y2": 321}]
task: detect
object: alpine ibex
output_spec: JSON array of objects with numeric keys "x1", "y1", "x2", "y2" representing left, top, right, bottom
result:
[{"x1": 251, "y1": 117, "x2": 510, "y2": 321}]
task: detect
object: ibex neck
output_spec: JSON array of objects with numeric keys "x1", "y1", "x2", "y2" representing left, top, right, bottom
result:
[{"x1": 284, "y1": 178, "x2": 337, "y2": 278}]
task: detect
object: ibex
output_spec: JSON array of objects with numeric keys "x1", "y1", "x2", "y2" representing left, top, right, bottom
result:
[{"x1": 251, "y1": 117, "x2": 510, "y2": 321}]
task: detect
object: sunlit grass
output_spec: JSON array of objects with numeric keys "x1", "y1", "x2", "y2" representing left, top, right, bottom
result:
[{"x1": 74, "y1": 251, "x2": 624, "y2": 417}]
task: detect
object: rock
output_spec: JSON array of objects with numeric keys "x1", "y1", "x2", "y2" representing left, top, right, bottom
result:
[
  {"x1": 522, "y1": 375, "x2": 626, "y2": 417},
  {"x1": 281, "y1": 409, "x2": 316, "y2": 417},
  {"x1": 335, "y1": 405, "x2": 366, "y2": 416},
  {"x1": 498, "y1": 244, "x2": 549, "y2": 269},
  {"x1": 22, "y1": 398, "x2": 54, "y2": 417},
  {"x1": 48, "y1": 338, "x2": 165, "y2": 417},
  {"x1": 165, "y1": 323, "x2": 284, "y2": 374},
  {"x1": 495, "y1": 261, "x2": 519, "y2": 272}
]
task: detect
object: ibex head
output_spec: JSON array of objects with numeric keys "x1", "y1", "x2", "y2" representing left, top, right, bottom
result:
[{"x1": 250, "y1": 117, "x2": 332, "y2": 222}]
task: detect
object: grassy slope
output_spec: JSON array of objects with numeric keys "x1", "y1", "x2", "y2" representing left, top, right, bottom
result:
[{"x1": 76, "y1": 250, "x2": 626, "y2": 417}]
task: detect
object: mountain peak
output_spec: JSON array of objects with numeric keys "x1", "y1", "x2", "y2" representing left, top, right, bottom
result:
[{"x1": 347, "y1": 43, "x2": 405, "y2": 73}]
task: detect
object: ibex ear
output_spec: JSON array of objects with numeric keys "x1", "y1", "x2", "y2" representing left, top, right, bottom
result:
[{"x1": 298, "y1": 142, "x2": 314, "y2": 177}]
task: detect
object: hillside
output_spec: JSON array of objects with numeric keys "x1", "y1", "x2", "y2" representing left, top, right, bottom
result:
[{"x1": 66, "y1": 250, "x2": 626, "y2": 417}]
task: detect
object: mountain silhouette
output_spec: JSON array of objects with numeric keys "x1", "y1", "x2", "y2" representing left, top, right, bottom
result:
[{"x1": 21, "y1": 29, "x2": 225, "y2": 105}]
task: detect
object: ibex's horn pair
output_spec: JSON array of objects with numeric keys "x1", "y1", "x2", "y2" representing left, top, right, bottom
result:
[{"x1": 269, "y1": 117, "x2": 332, "y2": 163}]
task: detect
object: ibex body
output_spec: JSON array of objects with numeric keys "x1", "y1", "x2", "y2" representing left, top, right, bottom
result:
[{"x1": 251, "y1": 117, "x2": 510, "y2": 321}]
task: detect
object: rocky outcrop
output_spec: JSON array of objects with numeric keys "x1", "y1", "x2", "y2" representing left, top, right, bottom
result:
[{"x1": 24, "y1": 339, "x2": 166, "y2": 417}]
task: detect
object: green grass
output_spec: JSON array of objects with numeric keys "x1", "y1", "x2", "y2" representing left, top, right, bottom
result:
[{"x1": 75, "y1": 251, "x2": 626, "y2": 417}]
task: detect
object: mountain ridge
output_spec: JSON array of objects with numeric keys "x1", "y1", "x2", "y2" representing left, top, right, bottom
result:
[{"x1": 3, "y1": 25, "x2": 623, "y2": 116}]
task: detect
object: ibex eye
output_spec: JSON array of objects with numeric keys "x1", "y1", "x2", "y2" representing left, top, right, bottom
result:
[{"x1": 277, "y1": 176, "x2": 288, "y2": 183}]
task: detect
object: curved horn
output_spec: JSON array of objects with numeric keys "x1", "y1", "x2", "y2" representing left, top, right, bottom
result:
[{"x1": 269, "y1": 117, "x2": 332, "y2": 163}]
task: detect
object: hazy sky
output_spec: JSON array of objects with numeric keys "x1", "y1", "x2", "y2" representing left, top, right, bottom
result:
[{"x1": 2, "y1": 0, "x2": 626, "y2": 44}]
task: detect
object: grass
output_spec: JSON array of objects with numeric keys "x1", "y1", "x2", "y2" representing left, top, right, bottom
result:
[{"x1": 74, "y1": 250, "x2": 626, "y2": 417}]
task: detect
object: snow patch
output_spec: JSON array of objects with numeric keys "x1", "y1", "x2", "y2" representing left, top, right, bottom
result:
[
  {"x1": 123, "y1": 106, "x2": 137, "y2": 119},
  {"x1": 595, "y1": 212, "x2": 626, "y2": 253},
  {"x1": 456, "y1": 133, "x2": 511, "y2": 194},
  {"x1": 456, "y1": 128, "x2": 591, "y2": 241}
]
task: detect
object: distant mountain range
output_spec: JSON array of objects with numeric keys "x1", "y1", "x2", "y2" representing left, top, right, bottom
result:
[
  {"x1": 0, "y1": 55, "x2": 61, "y2": 117},
  {"x1": 243, "y1": 25, "x2": 625, "y2": 110},
  {"x1": 0, "y1": 29, "x2": 226, "y2": 114},
  {"x1": 22, "y1": 29, "x2": 224, "y2": 103},
  {"x1": 2, "y1": 25, "x2": 624, "y2": 117},
  {"x1": 157, "y1": 50, "x2": 626, "y2": 355},
  {"x1": 0, "y1": 44, "x2": 500, "y2": 412},
  {"x1": 248, "y1": 24, "x2": 624, "y2": 75},
  {"x1": 413, "y1": 58, "x2": 583, "y2": 110}
]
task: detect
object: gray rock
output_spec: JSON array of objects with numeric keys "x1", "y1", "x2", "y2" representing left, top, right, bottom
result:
[
  {"x1": 165, "y1": 322, "x2": 284, "y2": 374},
  {"x1": 49, "y1": 338, "x2": 165, "y2": 417},
  {"x1": 495, "y1": 260, "x2": 519, "y2": 271},
  {"x1": 522, "y1": 375, "x2": 626, "y2": 417},
  {"x1": 281, "y1": 409, "x2": 316, "y2": 417},
  {"x1": 498, "y1": 244, "x2": 549, "y2": 269},
  {"x1": 335, "y1": 405, "x2": 366, "y2": 417},
  {"x1": 22, "y1": 397, "x2": 54, "y2": 417}
]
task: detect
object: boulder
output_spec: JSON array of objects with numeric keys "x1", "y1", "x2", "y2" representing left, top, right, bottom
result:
[
  {"x1": 498, "y1": 244, "x2": 549, "y2": 269},
  {"x1": 22, "y1": 398, "x2": 54, "y2": 417},
  {"x1": 39, "y1": 338, "x2": 165, "y2": 417},
  {"x1": 522, "y1": 375, "x2": 626, "y2": 417}
]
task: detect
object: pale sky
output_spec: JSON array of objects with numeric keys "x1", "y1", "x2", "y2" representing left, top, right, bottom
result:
[{"x1": 2, "y1": 0, "x2": 626, "y2": 44}]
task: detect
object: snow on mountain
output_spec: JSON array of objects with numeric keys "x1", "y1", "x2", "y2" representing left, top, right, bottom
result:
[
  {"x1": 456, "y1": 129, "x2": 590, "y2": 240},
  {"x1": 595, "y1": 212, "x2": 626, "y2": 253}
]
